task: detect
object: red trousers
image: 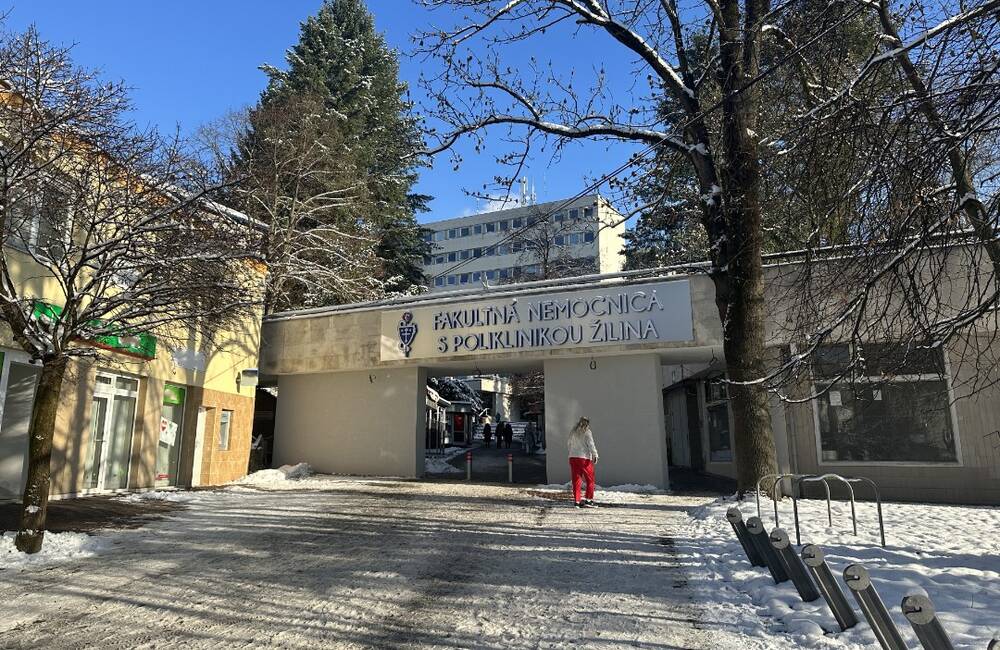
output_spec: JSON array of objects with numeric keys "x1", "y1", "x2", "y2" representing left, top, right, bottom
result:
[{"x1": 569, "y1": 457, "x2": 595, "y2": 503}]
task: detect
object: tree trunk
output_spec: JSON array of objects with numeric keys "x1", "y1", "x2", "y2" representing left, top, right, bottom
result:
[{"x1": 15, "y1": 356, "x2": 69, "y2": 554}]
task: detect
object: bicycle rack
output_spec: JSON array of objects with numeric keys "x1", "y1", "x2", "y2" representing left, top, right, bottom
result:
[{"x1": 756, "y1": 472, "x2": 886, "y2": 548}]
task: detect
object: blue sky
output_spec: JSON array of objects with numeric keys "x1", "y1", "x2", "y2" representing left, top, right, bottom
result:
[{"x1": 7, "y1": 2, "x2": 642, "y2": 223}]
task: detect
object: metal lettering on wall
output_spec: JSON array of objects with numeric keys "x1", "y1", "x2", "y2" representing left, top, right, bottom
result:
[{"x1": 380, "y1": 280, "x2": 694, "y2": 361}]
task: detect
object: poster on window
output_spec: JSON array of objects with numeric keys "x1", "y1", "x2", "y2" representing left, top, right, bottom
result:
[{"x1": 159, "y1": 417, "x2": 179, "y2": 446}]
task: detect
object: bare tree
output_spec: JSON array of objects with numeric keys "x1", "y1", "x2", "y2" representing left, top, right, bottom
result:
[
  {"x1": 507, "y1": 206, "x2": 598, "y2": 281},
  {"x1": 200, "y1": 94, "x2": 388, "y2": 314},
  {"x1": 0, "y1": 26, "x2": 263, "y2": 553},
  {"x1": 416, "y1": 0, "x2": 790, "y2": 489},
  {"x1": 758, "y1": 0, "x2": 1000, "y2": 403}
]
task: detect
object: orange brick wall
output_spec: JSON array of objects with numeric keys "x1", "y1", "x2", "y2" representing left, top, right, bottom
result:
[{"x1": 195, "y1": 387, "x2": 255, "y2": 486}]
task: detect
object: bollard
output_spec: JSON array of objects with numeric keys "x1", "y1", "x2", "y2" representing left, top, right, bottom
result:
[
  {"x1": 745, "y1": 516, "x2": 790, "y2": 584},
  {"x1": 768, "y1": 528, "x2": 820, "y2": 602},
  {"x1": 843, "y1": 564, "x2": 907, "y2": 650},
  {"x1": 901, "y1": 595, "x2": 955, "y2": 650},
  {"x1": 507, "y1": 453, "x2": 513, "y2": 483},
  {"x1": 466, "y1": 451, "x2": 472, "y2": 481},
  {"x1": 801, "y1": 544, "x2": 858, "y2": 631},
  {"x1": 726, "y1": 507, "x2": 766, "y2": 567}
]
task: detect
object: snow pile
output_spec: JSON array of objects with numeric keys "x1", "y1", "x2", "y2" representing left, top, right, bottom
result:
[
  {"x1": 682, "y1": 496, "x2": 1000, "y2": 648},
  {"x1": 0, "y1": 531, "x2": 108, "y2": 572},
  {"x1": 533, "y1": 482, "x2": 668, "y2": 504},
  {"x1": 117, "y1": 490, "x2": 204, "y2": 503},
  {"x1": 424, "y1": 446, "x2": 469, "y2": 474},
  {"x1": 232, "y1": 462, "x2": 313, "y2": 485}
]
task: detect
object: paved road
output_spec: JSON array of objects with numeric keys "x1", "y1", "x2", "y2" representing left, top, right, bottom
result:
[{"x1": 1, "y1": 479, "x2": 719, "y2": 649}]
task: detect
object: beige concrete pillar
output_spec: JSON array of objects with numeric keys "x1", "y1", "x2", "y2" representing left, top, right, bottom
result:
[
  {"x1": 544, "y1": 354, "x2": 669, "y2": 489},
  {"x1": 274, "y1": 366, "x2": 427, "y2": 478}
]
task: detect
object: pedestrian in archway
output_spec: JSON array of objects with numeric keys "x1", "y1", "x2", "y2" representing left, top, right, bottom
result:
[
  {"x1": 483, "y1": 422, "x2": 493, "y2": 448},
  {"x1": 568, "y1": 417, "x2": 599, "y2": 508},
  {"x1": 503, "y1": 421, "x2": 513, "y2": 449}
]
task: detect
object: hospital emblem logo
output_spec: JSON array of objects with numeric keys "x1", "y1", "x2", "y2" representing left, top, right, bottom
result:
[{"x1": 397, "y1": 311, "x2": 418, "y2": 358}]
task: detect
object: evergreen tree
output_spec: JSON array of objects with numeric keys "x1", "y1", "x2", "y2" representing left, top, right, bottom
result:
[{"x1": 257, "y1": 0, "x2": 429, "y2": 299}]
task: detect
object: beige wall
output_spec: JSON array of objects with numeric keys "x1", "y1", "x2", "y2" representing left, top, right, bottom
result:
[
  {"x1": 273, "y1": 367, "x2": 427, "y2": 478},
  {"x1": 544, "y1": 353, "x2": 669, "y2": 488}
]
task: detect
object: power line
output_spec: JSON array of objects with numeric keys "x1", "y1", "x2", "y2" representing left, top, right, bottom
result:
[{"x1": 428, "y1": 2, "x2": 867, "y2": 282}]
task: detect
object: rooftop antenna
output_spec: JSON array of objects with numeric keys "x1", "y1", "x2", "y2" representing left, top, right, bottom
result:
[
  {"x1": 520, "y1": 177, "x2": 528, "y2": 205},
  {"x1": 531, "y1": 181, "x2": 537, "y2": 205}
]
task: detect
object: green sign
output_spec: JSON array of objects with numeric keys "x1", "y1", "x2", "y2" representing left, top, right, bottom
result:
[
  {"x1": 32, "y1": 301, "x2": 157, "y2": 360},
  {"x1": 163, "y1": 384, "x2": 186, "y2": 406}
]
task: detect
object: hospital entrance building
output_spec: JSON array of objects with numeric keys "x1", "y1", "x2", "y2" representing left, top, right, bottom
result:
[{"x1": 261, "y1": 268, "x2": 1000, "y2": 505}]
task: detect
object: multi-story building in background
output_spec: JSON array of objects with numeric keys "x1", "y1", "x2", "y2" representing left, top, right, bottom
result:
[{"x1": 421, "y1": 194, "x2": 626, "y2": 292}]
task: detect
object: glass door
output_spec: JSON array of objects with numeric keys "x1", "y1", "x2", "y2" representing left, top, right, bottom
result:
[
  {"x1": 84, "y1": 373, "x2": 138, "y2": 491},
  {"x1": 155, "y1": 384, "x2": 185, "y2": 487}
]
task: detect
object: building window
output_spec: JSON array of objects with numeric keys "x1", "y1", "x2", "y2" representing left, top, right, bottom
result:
[
  {"x1": 434, "y1": 231, "x2": 446, "y2": 242},
  {"x1": 485, "y1": 246, "x2": 495, "y2": 256},
  {"x1": 498, "y1": 268, "x2": 509, "y2": 280},
  {"x1": 485, "y1": 270, "x2": 495, "y2": 280},
  {"x1": 511, "y1": 241, "x2": 524, "y2": 253},
  {"x1": 499, "y1": 220, "x2": 509, "y2": 231},
  {"x1": 460, "y1": 273, "x2": 469, "y2": 284},
  {"x1": 473, "y1": 247, "x2": 482, "y2": 258},
  {"x1": 7, "y1": 185, "x2": 69, "y2": 259},
  {"x1": 218, "y1": 410, "x2": 233, "y2": 450},
  {"x1": 512, "y1": 217, "x2": 523, "y2": 228},
  {"x1": 583, "y1": 206, "x2": 594, "y2": 219},
  {"x1": 423, "y1": 255, "x2": 432, "y2": 265},
  {"x1": 474, "y1": 224, "x2": 482, "y2": 235},
  {"x1": 447, "y1": 275, "x2": 457, "y2": 285},
  {"x1": 448, "y1": 252, "x2": 457, "y2": 262},
  {"x1": 569, "y1": 208, "x2": 579, "y2": 221},
  {"x1": 584, "y1": 231, "x2": 595, "y2": 243},
  {"x1": 435, "y1": 255, "x2": 445, "y2": 264},
  {"x1": 434, "y1": 277, "x2": 444, "y2": 287},
  {"x1": 554, "y1": 235, "x2": 564, "y2": 246},
  {"x1": 554, "y1": 212, "x2": 564, "y2": 222},
  {"x1": 485, "y1": 222, "x2": 496, "y2": 233},
  {"x1": 705, "y1": 380, "x2": 732, "y2": 462},
  {"x1": 813, "y1": 343, "x2": 957, "y2": 463},
  {"x1": 460, "y1": 226, "x2": 470, "y2": 237},
  {"x1": 472, "y1": 271, "x2": 481, "y2": 282},
  {"x1": 460, "y1": 249, "x2": 470, "y2": 260}
]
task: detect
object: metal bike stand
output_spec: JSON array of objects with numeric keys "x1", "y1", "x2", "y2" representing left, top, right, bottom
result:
[
  {"x1": 801, "y1": 544, "x2": 858, "y2": 631},
  {"x1": 843, "y1": 564, "x2": 907, "y2": 650},
  {"x1": 726, "y1": 507, "x2": 766, "y2": 567},
  {"x1": 768, "y1": 528, "x2": 820, "y2": 602},
  {"x1": 901, "y1": 594, "x2": 955, "y2": 650},
  {"x1": 746, "y1": 516, "x2": 789, "y2": 584}
]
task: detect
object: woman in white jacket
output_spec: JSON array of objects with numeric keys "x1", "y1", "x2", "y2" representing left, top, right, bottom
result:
[{"x1": 567, "y1": 417, "x2": 599, "y2": 508}]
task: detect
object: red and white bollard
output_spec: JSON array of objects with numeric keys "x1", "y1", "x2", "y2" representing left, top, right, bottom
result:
[
  {"x1": 466, "y1": 451, "x2": 472, "y2": 481},
  {"x1": 507, "y1": 453, "x2": 513, "y2": 483}
]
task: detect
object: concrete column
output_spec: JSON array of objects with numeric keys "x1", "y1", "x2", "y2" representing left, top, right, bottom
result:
[
  {"x1": 544, "y1": 353, "x2": 669, "y2": 489},
  {"x1": 274, "y1": 366, "x2": 427, "y2": 478}
]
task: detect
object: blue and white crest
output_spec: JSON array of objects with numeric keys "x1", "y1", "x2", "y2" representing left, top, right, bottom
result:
[{"x1": 397, "y1": 311, "x2": 418, "y2": 358}]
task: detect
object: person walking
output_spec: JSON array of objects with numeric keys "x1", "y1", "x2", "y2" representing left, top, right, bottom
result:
[
  {"x1": 567, "y1": 417, "x2": 599, "y2": 508},
  {"x1": 483, "y1": 422, "x2": 493, "y2": 448},
  {"x1": 504, "y1": 421, "x2": 514, "y2": 449},
  {"x1": 525, "y1": 422, "x2": 536, "y2": 454},
  {"x1": 493, "y1": 420, "x2": 503, "y2": 449}
]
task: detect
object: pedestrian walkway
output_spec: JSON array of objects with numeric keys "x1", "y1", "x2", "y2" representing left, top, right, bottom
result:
[
  {"x1": 427, "y1": 443, "x2": 547, "y2": 483},
  {"x1": 0, "y1": 478, "x2": 723, "y2": 649}
]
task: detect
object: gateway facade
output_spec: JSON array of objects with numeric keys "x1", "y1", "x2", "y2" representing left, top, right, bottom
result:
[{"x1": 262, "y1": 263, "x2": 1000, "y2": 505}]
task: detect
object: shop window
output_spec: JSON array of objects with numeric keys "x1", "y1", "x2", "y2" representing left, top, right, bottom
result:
[
  {"x1": 218, "y1": 410, "x2": 233, "y2": 450},
  {"x1": 705, "y1": 380, "x2": 732, "y2": 462},
  {"x1": 813, "y1": 344, "x2": 956, "y2": 463}
]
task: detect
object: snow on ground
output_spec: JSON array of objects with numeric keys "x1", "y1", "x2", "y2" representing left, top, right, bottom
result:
[
  {"x1": 681, "y1": 495, "x2": 1000, "y2": 648},
  {"x1": 0, "y1": 530, "x2": 109, "y2": 572},
  {"x1": 423, "y1": 445, "x2": 468, "y2": 474},
  {"x1": 232, "y1": 462, "x2": 314, "y2": 485},
  {"x1": 534, "y1": 482, "x2": 669, "y2": 504},
  {"x1": 0, "y1": 477, "x2": 717, "y2": 649}
]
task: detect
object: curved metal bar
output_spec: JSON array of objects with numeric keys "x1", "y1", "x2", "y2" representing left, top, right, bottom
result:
[
  {"x1": 798, "y1": 474, "x2": 857, "y2": 536},
  {"x1": 769, "y1": 474, "x2": 799, "y2": 528},
  {"x1": 756, "y1": 473, "x2": 781, "y2": 519},
  {"x1": 845, "y1": 476, "x2": 886, "y2": 547}
]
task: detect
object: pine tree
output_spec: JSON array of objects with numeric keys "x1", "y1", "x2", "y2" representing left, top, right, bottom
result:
[{"x1": 258, "y1": 0, "x2": 429, "y2": 300}]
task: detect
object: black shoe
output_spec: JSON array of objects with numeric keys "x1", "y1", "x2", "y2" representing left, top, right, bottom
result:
[
  {"x1": 582, "y1": 500, "x2": 597, "y2": 508},
  {"x1": 575, "y1": 502, "x2": 584, "y2": 508}
]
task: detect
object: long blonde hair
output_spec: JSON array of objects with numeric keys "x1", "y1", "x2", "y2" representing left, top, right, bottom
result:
[{"x1": 570, "y1": 417, "x2": 590, "y2": 436}]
